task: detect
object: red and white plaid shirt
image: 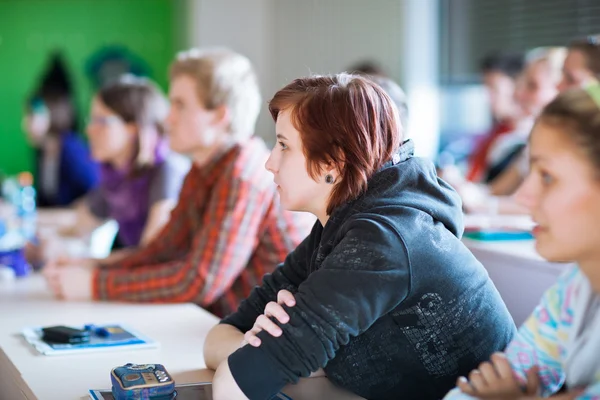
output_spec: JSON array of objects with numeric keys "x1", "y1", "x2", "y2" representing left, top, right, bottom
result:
[{"x1": 92, "y1": 137, "x2": 314, "y2": 317}]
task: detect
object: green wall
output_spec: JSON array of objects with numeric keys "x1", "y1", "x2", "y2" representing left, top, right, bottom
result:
[{"x1": 0, "y1": 0, "x2": 176, "y2": 175}]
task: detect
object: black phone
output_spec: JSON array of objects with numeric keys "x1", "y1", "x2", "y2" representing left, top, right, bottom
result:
[{"x1": 41, "y1": 326, "x2": 91, "y2": 344}]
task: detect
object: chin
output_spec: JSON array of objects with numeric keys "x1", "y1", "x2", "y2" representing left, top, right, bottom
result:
[
  {"x1": 279, "y1": 198, "x2": 301, "y2": 213},
  {"x1": 535, "y1": 242, "x2": 570, "y2": 263}
]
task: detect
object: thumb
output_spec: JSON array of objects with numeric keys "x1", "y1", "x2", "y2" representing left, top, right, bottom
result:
[{"x1": 524, "y1": 366, "x2": 540, "y2": 396}]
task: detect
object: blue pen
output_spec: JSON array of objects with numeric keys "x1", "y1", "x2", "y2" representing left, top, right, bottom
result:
[{"x1": 84, "y1": 324, "x2": 111, "y2": 337}]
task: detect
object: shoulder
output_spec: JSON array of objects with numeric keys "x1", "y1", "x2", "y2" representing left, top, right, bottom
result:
[
  {"x1": 61, "y1": 132, "x2": 89, "y2": 153},
  {"x1": 154, "y1": 153, "x2": 191, "y2": 182},
  {"x1": 60, "y1": 132, "x2": 96, "y2": 169},
  {"x1": 335, "y1": 213, "x2": 408, "y2": 256},
  {"x1": 220, "y1": 137, "x2": 275, "y2": 191}
]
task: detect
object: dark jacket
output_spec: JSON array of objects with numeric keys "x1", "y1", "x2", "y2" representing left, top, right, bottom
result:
[
  {"x1": 35, "y1": 131, "x2": 99, "y2": 207},
  {"x1": 222, "y1": 140, "x2": 516, "y2": 400}
]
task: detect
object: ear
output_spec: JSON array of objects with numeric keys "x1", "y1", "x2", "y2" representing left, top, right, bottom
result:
[
  {"x1": 324, "y1": 161, "x2": 344, "y2": 182},
  {"x1": 211, "y1": 104, "x2": 231, "y2": 129},
  {"x1": 124, "y1": 122, "x2": 138, "y2": 138}
]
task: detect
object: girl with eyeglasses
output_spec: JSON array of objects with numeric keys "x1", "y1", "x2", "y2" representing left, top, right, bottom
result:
[{"x1": 61, "y1": 76, "x2": 189, "y2": 256}]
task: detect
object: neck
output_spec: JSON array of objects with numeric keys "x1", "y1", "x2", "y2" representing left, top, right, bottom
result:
[
  {"x1": 314, "y1": 203, "x2": 330, "y2": 227},
  {"x1": 317, "y1": 214, "x2": 329, "y2": 227},
  {"x1": 191, "y1": 137, "x2": 238, "y2": 168},
  {"x1": 109, "y1": 144, "x2": 137, "y2": 172},
  {"x1": 579, "y1": 258, "x2": 600, "y2": 293}
]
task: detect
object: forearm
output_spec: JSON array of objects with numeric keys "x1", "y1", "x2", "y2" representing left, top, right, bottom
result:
[
  {"x1": 101, "y1": 248, "x2": 137, "y2": 265},
  {"x1": 93, "y1": 260, "x2": 198, "y2": 302},
  {"x1": 204, "y1": 324, "x2": 245, "y2": 370},
  {"x1": 65, "y1": 200, "x2": 103, "y2": 237},
  {"x1": 138, "y1": 200, "x2": 177, "y2": 246},
  {"x1": 213, "y1": 360, "x2": 249, "y2": 400}
]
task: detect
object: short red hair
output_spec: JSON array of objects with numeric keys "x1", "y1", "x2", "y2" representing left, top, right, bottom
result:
[{"x1": 269, "y1": 74, "x2": 403, "y2": 215}]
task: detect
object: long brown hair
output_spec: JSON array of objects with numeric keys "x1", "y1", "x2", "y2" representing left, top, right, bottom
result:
[
  {"x1": 97, "y1": 75, "x2": 168, "y2": 167},
  {"x1": 538, "y1": 86, "x2": 600, "y2": 177}
]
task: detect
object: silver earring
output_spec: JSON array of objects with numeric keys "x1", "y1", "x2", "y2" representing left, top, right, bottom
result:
[{"x1": 325, "y1": 174, "x2": 335, "y2": 184}]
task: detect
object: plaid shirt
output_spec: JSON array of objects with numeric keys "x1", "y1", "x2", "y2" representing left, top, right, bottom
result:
[{"x1": 92, "y1": 137, "x2": 314, "y2": 317}]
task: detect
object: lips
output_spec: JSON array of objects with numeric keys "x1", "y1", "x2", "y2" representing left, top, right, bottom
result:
[{"x1": 532, "y1": 224, "x2": 546, "y2": 236}]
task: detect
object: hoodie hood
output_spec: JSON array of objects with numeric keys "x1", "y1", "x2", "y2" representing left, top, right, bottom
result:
[{"x1": 330, "y1": 139, "x2": 464, "y2": 238}]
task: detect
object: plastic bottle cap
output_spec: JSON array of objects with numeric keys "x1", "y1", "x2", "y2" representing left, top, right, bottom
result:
[{"x1": 18, "y1": 172, "x2": 34, "y2": 187}]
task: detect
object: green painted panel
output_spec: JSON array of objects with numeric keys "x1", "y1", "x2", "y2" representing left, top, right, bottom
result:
[{"x1": 0, "y1": 0, "x2": 175, "y2": 175}]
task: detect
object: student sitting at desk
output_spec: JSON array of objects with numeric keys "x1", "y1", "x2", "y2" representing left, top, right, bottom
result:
[
  {"x1": 69, "y1": 75, "x2": 189, "y2": 253},
  {"x1": 23, "y1": 54, "x2": 99, "y2": 207},
  {"x1": 204, "y1": 74, "x2": 516, "y2": 400},
  {"x1": 444, "y1": 84, "x2": 600, "y2": 400},
  {"x1": 450, "y1": 47, "x2": 565, "y2": 214},
  {"x1": 460, "y1": 38, "x2": 600, "y2": 216},
  {"x1": 43, "y1": 48, "x2": 313, "y2": 317}
]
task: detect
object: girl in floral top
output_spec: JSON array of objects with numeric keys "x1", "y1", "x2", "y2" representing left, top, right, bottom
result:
[{"x1": 445, "y1": 84, "x2": 600, "y2": 400}]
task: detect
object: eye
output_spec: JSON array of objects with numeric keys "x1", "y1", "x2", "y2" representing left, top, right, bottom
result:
[
  {"x1": 540, "y1": 170, "x2": 554, "y2": 186},
  {"x1": 278, "y1": 141, "x2": 288, "y2": 150},
  {"x1": 171, "y1": 100, "x2": 184, "y2": 110}
]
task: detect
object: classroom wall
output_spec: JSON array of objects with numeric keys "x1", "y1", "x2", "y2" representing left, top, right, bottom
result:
[
  {"x1": 185, "y1": 0, "x2": 440, "y2": 159},
  {"x1": 0, "y1": 0, "x2": 176, "y2": 176},
  {"x1": 186, "y1": 0, "x2": 406, "y2": 147}
]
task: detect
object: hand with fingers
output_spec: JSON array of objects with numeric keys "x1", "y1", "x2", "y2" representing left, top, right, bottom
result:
[
  {"x1": 240, "y1": 289, "x2": 327, "y2": 378},
  {"x1": 241, "y1": 289, "x2": 296, "y2": 348},
  {"x1": 456, "y1": 352, "x2": 540, "y2": 400},
  {"x1": 42, "y1": 258, "x2": 95, "y2": 301}
]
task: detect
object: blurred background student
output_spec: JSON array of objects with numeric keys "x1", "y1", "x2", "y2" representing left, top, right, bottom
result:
[
  {"x1": 451, "y1": 47, "x2": 566, "y2": 213},
  {"x1": 464, "y1": 51, "x2": 524, "y2": 184},
  {"x1": 21, "y1": 53, "x2": 99, "y2": 207},
  {"x1": 79, "y1": 76, "x2": 188, "y2": 250},
  {"x1": 558, "y1": 35, "x2": 600, "y2": 91},
  {"x1": 53, "y1": 76, "x2": 189, "y2": 262}
]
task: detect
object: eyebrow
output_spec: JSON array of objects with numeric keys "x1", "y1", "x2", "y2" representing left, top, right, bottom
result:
[
  {"x1": 276, "y1": 134, "x2": 288, "y2": 140},
  {"x1": 529, "y1": 155, "x2": 546, "y2": 165}
]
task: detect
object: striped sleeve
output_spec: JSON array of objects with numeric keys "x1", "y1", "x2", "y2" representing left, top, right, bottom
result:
[
  {"x1": 443, "y1": 268, "x2": 579, "y2": 400},
  {"x1": 93, "y1": 172, "x2": 274, "y2": 306},
  {"x1": 575, "y1": 381, "x2": 600, "y2": 400}
]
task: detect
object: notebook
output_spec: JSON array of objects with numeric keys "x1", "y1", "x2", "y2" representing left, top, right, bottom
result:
[
  {"x1": 22, "y1": 324, "x2": 158, "y2": 356},
  {"x1": 463, "y1": 229, "x2": 534, "y2": 241},
  {"x1": 89, "y1": 382, "x2": 293, "y2": 400}
]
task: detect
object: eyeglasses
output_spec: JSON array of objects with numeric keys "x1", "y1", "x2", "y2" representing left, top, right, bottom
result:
[{"x1": 87, "y1": 115, "x2": 122, "y2": 127}]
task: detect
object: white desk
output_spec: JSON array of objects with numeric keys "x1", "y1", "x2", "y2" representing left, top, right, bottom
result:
[
  {"x1": 0, "y1": 275, "x2": 218, "y2": 400},
  {"x1": 463, "y1": 238, "x2": 572, "y2": 326},
  {"x1": 0, "y1": 276, "x2": 364, "y2": 400}
]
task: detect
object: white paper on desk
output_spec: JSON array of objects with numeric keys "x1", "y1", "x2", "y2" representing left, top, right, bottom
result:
[{"x1": 21, "y1": 324, "x2": 159, "y2": 356}]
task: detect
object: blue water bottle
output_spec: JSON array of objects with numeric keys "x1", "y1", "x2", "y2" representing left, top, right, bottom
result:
[{"x1": 17, "y1": 172, "x2": 37, "y2": 241}]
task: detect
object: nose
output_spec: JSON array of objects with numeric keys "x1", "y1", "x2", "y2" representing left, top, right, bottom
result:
[
  {"x1": 165, "y1": 108, "x2": 175, "y2": 131},
  {"x1": 265, "y1": 148, "x2": 278, "y2": 174},
  {"x1": 85, "y1": 121, "x2": 96, "y2": 138},
  {"x1": 557, "y1": 77, "x2": 567, "y2": 93},
  {"x1": 514, "y1": 174, "x2": 536, "y2": 212}
]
